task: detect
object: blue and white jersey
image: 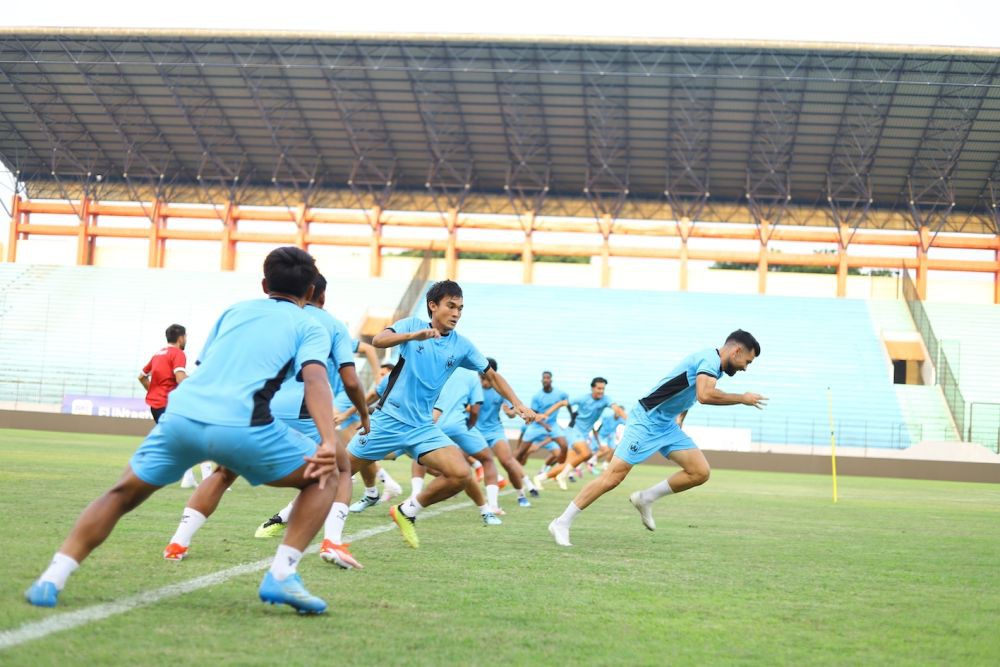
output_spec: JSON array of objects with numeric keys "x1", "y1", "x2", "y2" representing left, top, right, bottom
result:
[
  {"x1": 569, "y1": 393, "x2": 614, "y2": 432},
  {"x1": 631, "y1": 348, "x2": 722, "y2": 428},
  {"x1": 329, "y1": 338, "x2": 361, "y2": 396},
  {"x1": 531, "y1": 387, "x2": 569, "y2": 426},
  {"x1": 476, "y1": 386, "x2": 509, "y2": 435},
  {"x1": 434, "y1": 370, "x2": 484, "y2": 431},
  {"x1": 167, "y1": 297, "x2": 329, "y2": 427},
  {"x1": 272, "y1": 304, "x2": 355, "y2": 420},
  {"x1": 377, "y1": 317, "x2": 489, "y2": 427}
]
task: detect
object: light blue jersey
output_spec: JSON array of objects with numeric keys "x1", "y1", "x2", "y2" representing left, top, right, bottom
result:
[
  {"x1": 569, "y1": 393, "x2": 614, "y2": 433},
  {"x1": 330, "y1": 339, "x2": 360, "y2": 395},
  {"x1": 532, "y1": 387, "x2": 569, "y2": 427},
  {"x1": 377, "y1": 316, "x2": 489, "y2": 427},
  {"x1": 272, "y1": 304, "x2": 355, "y2": 421},
  {"x1": 631, "y1": 348, "x2": 723, "y2": 428},
  {"x1": 166, "y1": 297, "x2": 330, "y2": 427},
  {"x1": 434, "y1": 370, "x2": 483, "y2": 431},
  {"x1": 597, "y1": 407, "x2": 625, "y2": 443},
  {"x1": 476, "y1": 386, "x2": 509, "y2": 436}
]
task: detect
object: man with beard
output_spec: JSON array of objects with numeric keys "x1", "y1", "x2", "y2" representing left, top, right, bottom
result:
[{"x1": 547, "y1": 330, "x2": 767, "y2": 547}]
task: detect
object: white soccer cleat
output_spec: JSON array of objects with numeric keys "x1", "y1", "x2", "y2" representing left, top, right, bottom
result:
[
  {"x1": 547, "y1": 519, "x2": 572, "y2": 547},
  {"x1": 380, "y1": 478, "x2": 404, "y2": 502},
  {"x1": 179, "y1": 469, "x2": 197, "y2": 489},
  {"x1": 532, "y1": 473, "x2": 547, "y2": 491},
  {"x1": 555, "y1": 468, "x2": 569, "y2": 491},
  {"x1": 629, "y1": 491, "x2": 656, "y2": 531}
]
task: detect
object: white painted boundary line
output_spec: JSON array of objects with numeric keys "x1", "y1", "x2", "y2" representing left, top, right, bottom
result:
[{"x1": 0, "y1": 498, "x2": 483, "y2": 651}]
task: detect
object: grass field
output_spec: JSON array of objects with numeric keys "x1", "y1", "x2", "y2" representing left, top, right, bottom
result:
[{"x1": 1, "y1": 428, "x2": 999, "y2": 666}]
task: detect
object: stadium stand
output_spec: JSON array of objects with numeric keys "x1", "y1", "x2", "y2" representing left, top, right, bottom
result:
[
  {"x1": 0, "y1": 264, "x2": 408, "y2": 407},
  {"x1": 424, "y1": 283, "x2": 916, "y2": 448}
]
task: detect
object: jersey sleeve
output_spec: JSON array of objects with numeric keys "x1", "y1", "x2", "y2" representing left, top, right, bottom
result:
[
  {"x1": 294, "y1": 319, "x2": 331, "y2": 379},
  {"x1": 330, "y1": 321, "x2": 356, "y2": 369},
  {"x1": 388, "y1": 316, "x2": 422, "y2": 334},
  {"x1": 172, "y1": 348, "x2": 188, "y2": 374},
  {"x1": 142, "y1": 357, "x2": 153, "y2": 375},
  {"x1": 695, "y1": 351, "x2": 722, "y2": 378},
  {"x1": 459, "y1": 338, "x2": 489, "y2": 373},
  {"x1": 351, "y1": 339, "x2": 360, "y2": 353}
]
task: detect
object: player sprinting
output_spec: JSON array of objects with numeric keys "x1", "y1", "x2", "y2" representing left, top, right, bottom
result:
[
  {"x1": 548, "y1": 331, "x2": 767, "y2": 547},
  {"x1": 593, "y1": 406, "x2": 626, "y2": 470},
  {"x1": 516, "y1": 371, "x2": 570, "y2": 469},
  {"x1": 534, "y1": 377, "x2": 627, "y2": 490},
  {"x1": 346, "y1": 280, "x2": 536, "y2": 549},
  {"x1": 26, "y1": 247, "x2": 340, "y2": 614},
  {"x1": 476, "y1": 357, "x2": 537, "y2": 506},
  {"x1": 161, "y1": 273, "x2": 372, "y2": 569}
]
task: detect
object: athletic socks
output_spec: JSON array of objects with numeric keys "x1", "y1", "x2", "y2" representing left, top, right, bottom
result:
[
  {"x1": 640, "y1": 480, "x2": 675, "y2": 503},
  {"x1": 486, "y1": 484, "x2": 500, "y2": 510},
  {"x1": 470, "y1": 459, "x2": 483, "y2": 471},
  {"x1": 554, "y1": 501, "x2": 582, "y2": 526},
  {"x1": 277, "y1": 500, "x2": 295, "y2": 523},
  {"x1": 411, "y1": 476, "x2": 424, "y2": 497},
  {"x1": 324, "y1": 502, "x2": 349, "y2": 544},
  {"x1": 364, "y1": 486, "x2": 379, "y2": 500},
  {"x1": 400, "y1": 497, "x2": 424, "y2": 519},
  {"x1": 269, "y1": 544, "x2": 303, "y2": 582},
  {"x1": 38, "y1": 552, "x2": 79, "y2": 590},
  {"x1": 478, "y1": 504, "x2": 491, "y2": 516},
  {"x1": 169, "y1": 507, "x2": 207, "y2": 547}
]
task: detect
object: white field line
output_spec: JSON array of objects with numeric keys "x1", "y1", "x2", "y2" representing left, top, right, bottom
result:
[{"x1": 1, "y1": 496, "x2": 489, "y2": 651}]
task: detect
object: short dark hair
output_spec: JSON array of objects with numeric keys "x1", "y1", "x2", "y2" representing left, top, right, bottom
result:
[
  {"x1": 426, "y1": 280, "x2": 463, "y2": 317},
  {"x1": 486, "y1": 357, "x2": 498, "y2": 372},
  {"x1": 165, "y1": 324, "x2": 186, "y2": 343},
  {"x1": 313, "y1": 273, "x2": 327, "y2": 299},
  {"x1": 542, "y1": 371, "x2": 552, "y2": 378},
  {"x1": 591, "y1": 376, "x2": 608, "y2": 387},
  {"x1": 727, "y1": 329, "x2": 761, "y2": 356},
  {"x1": 263, "y1": 246, "x2": 318, "y2": 298},
  {"x1": 380, "y1": 362, "x2": 395, "y2": 371}
]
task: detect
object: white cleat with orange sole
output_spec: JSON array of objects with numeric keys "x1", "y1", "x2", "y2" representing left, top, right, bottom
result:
[{"x1": 319, "y1": 540, "x2": 364, "y2": 569}]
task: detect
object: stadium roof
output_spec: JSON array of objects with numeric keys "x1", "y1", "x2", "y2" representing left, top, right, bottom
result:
[{"x1": 1, "y1": 28, "x2": 999, "y2": 233}]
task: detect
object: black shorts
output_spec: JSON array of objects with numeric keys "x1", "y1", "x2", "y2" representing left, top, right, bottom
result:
[{"x1": 150, "y1": 407, "x2": 166, "y2": 423}]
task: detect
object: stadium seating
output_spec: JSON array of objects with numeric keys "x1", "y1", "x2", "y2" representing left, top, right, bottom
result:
[
  {"x1": 0, "y1": 264, "x2": 408, "y2": 407},
  {"x1": 425, "y1": 283, "x2": 914, "y2": 448}
]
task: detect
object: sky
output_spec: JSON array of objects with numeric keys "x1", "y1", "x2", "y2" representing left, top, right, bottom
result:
[{"x1": 2, "y1": 0, "x2": 999, "y2": 259}]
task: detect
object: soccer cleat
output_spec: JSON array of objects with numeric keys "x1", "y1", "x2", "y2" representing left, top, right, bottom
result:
[
  {"x1": 481, "y1": 512, "x2": 503, "y2": 526},
  {"x1": 475, "y1": 466, "x2": 484, "y2": 483},
  {"x1": 390, "y1": 504, "x2": 420, "y2": 549},
  {"x1": 349, "y1": 494, "x2": 381, "y2": 513},
  {"x1": 555, "y1": 469, "x2": 569, "y2": 491},
  {"x1": 548, "y1": 519, "x2": 572, "y2": 547},
  {"x1": 532, "y1": 473, "x2": 547, "y2": 491},
  {"x1": 25, "y1": 580, "x2": 59, "y2": 607},
  {"x1": 179, "y1": 469, "x2": 197, "y2": 489},
  {"x1": 528, "y1": 488, "x2": 541, "y2": 498},
  {"x1": 163, "y1": 542, "x2": 188, "y2": 561},
  {"x1": 258, "y1": 572, "x2": 327, "y2": 615},
  {"x1": 254, "y1": 514, "x2": 286, "y2": 538},
  {"x1": 629, "y1": 491, "x2": 656, "y2": 531},
  {"x1": 517, "y1": 496, "x2": 531, "y2": 508},
  {"x1": 380, "y1": 478, "x2": 404, "y2": 502},
  {"x1": 319, "y1": 540, "x2": 364, "y2": 569},
  {"x1": 490, "y1": 507, "x2": 507, "y2": 516}
]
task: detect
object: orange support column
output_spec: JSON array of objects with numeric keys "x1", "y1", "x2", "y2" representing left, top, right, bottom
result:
[
  {"x1": 295, "y1": 202, "x2": 309, "y2": 252},
  {"x1": 994, "y1": 245, "x2": 999, "y2": 305},
  {"x1": 369, "y1": 206, "x2": 383, "y2": 278},
  {"x1": 600, "y1": 214, "x2": 612, "y2": 288},
  {"x1": 916, "y1": 225, "x2": 929, "y2": 299},
  {"x1": 678, "y1": 218, "x2": 691, "y2": 291},
  {"x1": 147, "y1": 199, "x2": 164, "y2": 268},
  {"x1": 445, "y1": 208, "x2": 458, "y2": 280},
  {"x1": 836, "y1": 224, "x2": 849, "y2": 298},
  {"x1": 75, "y1": 196, "x2": 92, "y2": 266},
  {"x1": 6, "y1": 194, "x2": 21, "y2": 262},
  {"x1": 220, "y1": 203, "x2": 237, "y2": 271},
  {"x1": 757, "y1": 219, "x2": 770, "y2": 295},
  {"x1": 522, "y1": 212, "x2": 535, "y2": 284}
]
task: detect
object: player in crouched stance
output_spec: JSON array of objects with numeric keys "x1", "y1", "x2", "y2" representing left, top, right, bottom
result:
[
  {"x1": 25, "y1": 248, "x2": 340, "y2": 614},
  {"x1": 548, "y1": 330, "x2": 766, "y2": 547}
]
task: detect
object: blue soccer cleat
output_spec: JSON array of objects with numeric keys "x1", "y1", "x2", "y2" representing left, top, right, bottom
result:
[
  {"x1": 25, "y1": 580, "x2": 59, "y2": 607},
  {"x1": 482, "y1": 512, "x2": 503, "y2": 526},
  {"x1": 517, "y1": 496, "x2": 531, "y2": 508},
  {"x1": 258, "y1": 572, "x2": 327, "y2": 615}
]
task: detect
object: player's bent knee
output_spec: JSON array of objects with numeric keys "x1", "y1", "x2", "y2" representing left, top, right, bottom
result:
[{"x1": 690, "y1": 465, "x2": 711, "y2": 486}]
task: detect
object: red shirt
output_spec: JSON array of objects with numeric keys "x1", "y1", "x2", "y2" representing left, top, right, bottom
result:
[{"x1": 142, "y1": 346, "x2": 187, "y2": 409}]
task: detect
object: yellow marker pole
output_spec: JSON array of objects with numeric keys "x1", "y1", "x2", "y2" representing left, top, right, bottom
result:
[{"x1": 827, "y1": 387, "x2": 838, "y2": 503}]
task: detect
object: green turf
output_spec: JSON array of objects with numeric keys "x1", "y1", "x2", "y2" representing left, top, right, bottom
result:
[{"x1": 1, "y1": 428, "x2": 998, "y2": 666}]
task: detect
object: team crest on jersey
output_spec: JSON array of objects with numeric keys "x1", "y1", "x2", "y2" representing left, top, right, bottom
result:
[
  {"x1": 628, "y1": 442, "x2": 639, "y2": 453},
  {"x1": 357, "y1": 435, "x2": 368, "y2": 447},
  {"x1": 416, "y1": 345, "x2": 425, "y2": 354},
  {"x1": 446, "y1": 355, "x2": 456, "y2": 368}
]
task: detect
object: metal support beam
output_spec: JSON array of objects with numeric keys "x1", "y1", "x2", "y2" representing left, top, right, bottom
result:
[{"x1": 582, "y1": 47, "x2": 630, "y2": 221}]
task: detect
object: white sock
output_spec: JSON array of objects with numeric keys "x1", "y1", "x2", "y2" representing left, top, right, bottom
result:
[
  {"x1": 364, "y1": 486, "x2": 379, "y2": 499},
  {"x1": 180, "y1": 469, "x2": 197, "y2": 487},
  {"x1": 324, "y1": 502, "x2": 349, "y2": 544},
  {"x1": 470, "y1": 459, "x2": 483, "y2": 470},
  {"x1": 380, "y1": 469, "x2": 398, "y2": 486},
  {"x1": 486, "y1": 484, "x2": 499, "y2": 509},
  {"x1": 641, "y1": 480, "x2": 675, "y2": 503},
  {"x1": 523, "y1": 476, "x2": 536, "y2": 492},
  {"x1": 169, "y1": 508, "x2": 206, "y2": 547},
  {"x1": 269, "y1": 544, "x2": 303, "y2": 582},
  {"x1": 277, "y1": 500, "x2": 295, "y2": 523},
  {"x1": 411, "y1": 476, "x2": 424, "y2": 496},
  {"x1": 517, "y1": 487, "x2": 526, "y2": 499},
  {"x1": 199, "y1": 461, "x2": 214, "y2": 480},
  {"x1": 376, "y1": 468, "x2": 387, "y2": 482},
  {"x1": 479, "y1": 504, "x2": 491, "y2": 516},
  {"x1": 401, "y1": 496, "x2": 423, "y2": 518},
  {"x1": 38, "y1": 552, "x2": 79, "y2": 590},
  {"x1": 555, "y1": 501, "x2": 582, "y2": 526}
]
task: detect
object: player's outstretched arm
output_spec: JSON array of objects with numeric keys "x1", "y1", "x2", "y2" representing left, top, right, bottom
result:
[
  {"x1": 373, "y1": 327, "x2": 440, "y2": 349},
  {"x1": 484, "y1": 368, "x2": 537, "y2": 423},
  {"x1": 695, "y1": 374, "x2": 768, "y2": 409}
]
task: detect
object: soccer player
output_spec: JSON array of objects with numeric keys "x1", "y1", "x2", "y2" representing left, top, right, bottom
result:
[
  {"x1": 346, "y1": 280, "x2": 536, "y2": 549},
  {"x1": 138, "y1": 325, "x2": 207, "y2": 488},
  {"x1": 26, "y1": 247, "x2": 340, "y2": 614},
  {"x1": 548, "y1": 331, "x2": 767, "y2": 547},
  {"x1": 475, "y1": 358, "x2": 536, "y2": 506},
  {"x1": 534, "y1": 377, "x2": 628, "y2": 490},
  {"x1": 433, "y1": 368, "x2": 503, "y2": 521},
  {"x1": 516, "y1": 371, "x2": 570, "y2": 467},
  {"x1": 164, "y1": 273, "x2": 372, "y2": 570},
  {"x1": 593, "y1": 406, "x2": 626, "y2": 469}
]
